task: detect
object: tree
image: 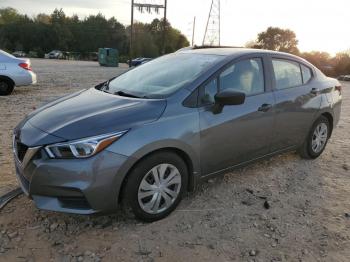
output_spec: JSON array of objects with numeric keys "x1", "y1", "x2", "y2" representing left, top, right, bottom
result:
[
  {"x1": 300, "y1": 51, "x2": 333, "y2": 75},
  {"x1": 127, "y1": 18, "x2": 189, "y2": 58},
  {"x1": 0, "y1": 7, "x2": 21, "y2": 25},
  {"x1": 333, "y1": 53, "x2": 350, "y2": 76},
  {"x1": 130, "y1": 22, "x2": 159, "y2": 58},
  {"x1": 148, "y1": 18, "x2": 189, "y2": 55},
  {"x1": 245, "y1": 40, "x2": 262, "y2": 49},
  {"x1": 300, "y1": 51, "x2": 331, "y2": 68},
  {"x1": 0, "y1": 7, "x2": 189, "y2": 59},
  {"x1": 35, "y1": 13, "x2": 51, "y2": 24},
  {"x1": 256, "y1": 27, "x2": 299, "y2": 54}
]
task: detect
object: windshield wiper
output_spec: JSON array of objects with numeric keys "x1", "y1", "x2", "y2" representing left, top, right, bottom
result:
[
  {"x1": 114, "y1": 91, "x2": 147, "y2": 99},
  {"x1": 101, "y1": 89, "x2": 111, "y2": 94},
  {"x1": 100, "y1": 77, "x2": 116, "y2": 92},
  {"x1": 101, "y1": 80, "x2": 110, "y2": 91}
]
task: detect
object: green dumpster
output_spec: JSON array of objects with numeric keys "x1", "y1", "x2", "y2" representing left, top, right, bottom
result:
[{"x1": 98, "y1": 48, "x2": 119, "y2": 67}]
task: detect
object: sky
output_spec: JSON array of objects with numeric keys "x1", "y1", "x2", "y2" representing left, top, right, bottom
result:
[{"x1": 1, "y1": 0, "x2": 350, "y2": 55}]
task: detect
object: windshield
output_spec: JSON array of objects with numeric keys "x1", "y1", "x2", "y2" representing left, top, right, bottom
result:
[{"x1": 105, "y1": 53, "x2": 222, "y2": 99}]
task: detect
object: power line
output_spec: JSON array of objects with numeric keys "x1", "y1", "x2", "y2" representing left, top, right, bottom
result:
[{"x1": 129, "y1": 0, "x2": 167, "y2": 67}]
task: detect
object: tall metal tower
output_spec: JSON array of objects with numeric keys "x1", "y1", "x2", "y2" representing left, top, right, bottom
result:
[{"x1": 202, "y1": 0, "x2": 221, "y2": 46}]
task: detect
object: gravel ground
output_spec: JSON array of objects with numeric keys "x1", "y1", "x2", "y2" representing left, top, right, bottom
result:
[{"x1": 0, "y1": 59, "x2": 349, "y2": 262}]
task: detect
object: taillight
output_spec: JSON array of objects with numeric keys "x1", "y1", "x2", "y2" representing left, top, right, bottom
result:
[
  {"x1": 19, "y1": 63, "x2": 32, "y2": 71},
  {"x1": 335, "y1": 85, "x2": 342, "y2": 95}
]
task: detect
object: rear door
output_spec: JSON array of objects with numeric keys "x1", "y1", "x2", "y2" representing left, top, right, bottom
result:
[
  {"x1": 269, "y1": 56, "x2": 322, "y2": 151},
  {"x1": 199, "y1": 55, "x2": 275, "y2": 175},
  {"x1": 0, "y1": 52, "x2": 8, "y2": 70}
]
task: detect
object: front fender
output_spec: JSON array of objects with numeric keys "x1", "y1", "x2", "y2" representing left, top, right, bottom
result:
[
  {"x1": 125, "y1": 139, "x2": 200, "y2": 175},
  {"x1": 106, "y1": 109, "x2": 201, "y2": 194},
  {"x1": 106, "y1": 138, "x2": 200, "y2": 203}
]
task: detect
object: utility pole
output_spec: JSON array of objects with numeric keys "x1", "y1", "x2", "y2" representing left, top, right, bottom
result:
[
  {"x1": 129, "y1": 0, "x2": 134, "y2": 67},
  {"x1": 192, "y1": 16, "x2": 196, "y2": 46},
  {"x1": 129, "y1": 0, "x2": 167, "y2": 67},
  {"x1": 162, "y1": 0, "x2": 167, "y2": 54},
  {"x1": 203, "y1": 0, "x2": 221, "y2": 46},
  {"x1": 218, "y1": 0, "x2": 220, "y2": 46}
]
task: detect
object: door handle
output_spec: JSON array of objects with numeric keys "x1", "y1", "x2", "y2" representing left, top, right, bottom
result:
[
  {"x1": 310, "y1": 88, "x2": 320, "y2": 95},
  {"x1": 258, "y1": 103, "x2": 272, "y2": 112}
]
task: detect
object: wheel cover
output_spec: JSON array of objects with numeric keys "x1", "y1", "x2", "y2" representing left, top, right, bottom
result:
[
  {"x1": 311, "y1": 122, "x2": 328, "y2": 153},
  {"x1": 138, "y1": 163, "x2": 181, "y2": 214},
  {"x1": 0, "y1": 82, "x2": 9, "y2": 92}
]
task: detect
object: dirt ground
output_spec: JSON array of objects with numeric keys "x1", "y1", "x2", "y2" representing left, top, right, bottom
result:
[{"x1": 0, "y1": 59, "x2": 349, "y2": 262}]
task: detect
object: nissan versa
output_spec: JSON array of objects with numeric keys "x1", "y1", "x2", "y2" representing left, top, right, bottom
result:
[{"x1": 13, "y1": 48, "x2": 342, "y2": 221}]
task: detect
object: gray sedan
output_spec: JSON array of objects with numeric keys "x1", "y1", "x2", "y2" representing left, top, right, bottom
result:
[{"x1": 13, "y1": 48, "x2": 342, "y2": 221}]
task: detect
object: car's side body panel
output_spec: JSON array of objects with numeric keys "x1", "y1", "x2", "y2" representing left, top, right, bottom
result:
[
  {"x1": 199, "y1": 91, "x2": 275, "y2": 175},
  {"x1": 197, "y1": 54, "x2": 273, "y2": 175},
  {"x1": 265, "y1": 55, "x2": 323, "y2": 151},
  {"x1": 106, "y1": 88, "x2": 202, "y2": 186}
]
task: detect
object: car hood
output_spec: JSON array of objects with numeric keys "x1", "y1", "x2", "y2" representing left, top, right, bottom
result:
[{"x1": 27, "y1": 88, "x2": 167, "y2": 142}]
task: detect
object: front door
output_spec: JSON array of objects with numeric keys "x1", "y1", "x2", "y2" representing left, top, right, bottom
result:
[{"x1": 199, "y1": 57, "x2": 275, "y2": 175}]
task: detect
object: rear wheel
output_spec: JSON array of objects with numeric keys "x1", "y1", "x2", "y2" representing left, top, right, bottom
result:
[
  {"x1": 299, "y1": 116, "x2": 330, "y2": 159},
  {"x1": 123, "y1": 152, "x2": 188, "y2": 222},
  {"x1": 0, "y1": 79, "x2": 14, "y2": 96}
]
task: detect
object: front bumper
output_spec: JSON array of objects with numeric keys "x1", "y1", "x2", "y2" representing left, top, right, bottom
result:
[{"x1": 13, "y1": 143, "x2": 132, "y2": 214}]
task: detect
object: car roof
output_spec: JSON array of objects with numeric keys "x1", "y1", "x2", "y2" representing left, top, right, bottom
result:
[
  {"x1": 179, "y1": 47, "x2": 300, "y2": 59},
  {"x1": 177, "y1": 47, "x2": 313, "y2": 68}
]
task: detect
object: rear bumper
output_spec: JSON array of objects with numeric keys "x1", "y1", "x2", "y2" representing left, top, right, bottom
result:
[
  {"x1": 333, "y1": 99, "x2": 342, "y2": 127},
  {"x1": 14, "y1": 70, "x2": 37, "y2": 86},
  {"x1": 13, "y1": 146, "x2": 133, "y2": 214}
]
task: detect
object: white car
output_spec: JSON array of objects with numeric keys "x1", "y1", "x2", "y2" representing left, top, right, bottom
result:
[
  {"x1": 338, "y1": 75, "x2": 350, "y2": 81},
  {"x1": 0, "y1": 50, "x2": 37, "y2": 96},
  {"x1": 46, "y1": 50, "x2": 63, "y2": 59}
]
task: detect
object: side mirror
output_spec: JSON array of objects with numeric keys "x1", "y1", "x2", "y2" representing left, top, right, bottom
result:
[
  {"x1": 214, "y1": 89, "x2": 245, "y2": 106},
  {"x1": 212, "y1": 89, "x2": 245, "y2": 114}
]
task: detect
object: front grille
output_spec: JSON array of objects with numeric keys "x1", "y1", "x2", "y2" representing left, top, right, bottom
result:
[{"x1": 16, "y1": 142, "x2": 28, "y2": 162}]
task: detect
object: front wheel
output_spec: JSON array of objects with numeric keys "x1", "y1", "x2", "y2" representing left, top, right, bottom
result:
[
  {"x1": 299, "y1": 116, "x2": 330, "y2": 159},
  {"x1": 123, "y1": 152, "x2": 188, "y2": 222}
]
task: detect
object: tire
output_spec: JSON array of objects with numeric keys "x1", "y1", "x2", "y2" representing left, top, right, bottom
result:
[
  {"x1": 299, "y1": 116, "x2": 330, "y2": 159},
  {"x1": 0, "y1": 79, "x2": 14, "y2": 96},
  {"x1": 123, "y1": 152, "x2": 188, "y2": 222}
]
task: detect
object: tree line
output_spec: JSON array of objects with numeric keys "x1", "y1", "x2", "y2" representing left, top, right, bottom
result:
[
  {"x1": 247, "y1": 27, "x2": 350, "y2": 77},
  {"x1": 0, "y1": 7, "x2": 189, "y2": 60},
  {"x1": 1, "y1": 7, "x2": 349, "y2": 76}
]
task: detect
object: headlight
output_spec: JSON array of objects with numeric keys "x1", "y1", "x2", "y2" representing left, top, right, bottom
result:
[{"x1": 45, "y1": 131, "x2": 127, "y2": 159}]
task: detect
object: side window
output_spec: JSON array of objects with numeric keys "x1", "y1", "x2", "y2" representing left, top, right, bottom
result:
[
  {"x1": 201, "y1": 78, "x2": 218, "y2": 105},
  {"x1": 272, "y1": 59, "x2": 302, "y2": 90},
  {"x1": 301, "y1": 64, "x2": 312, "y2": 83},
  {"x1": 219, "y1": 58, "x2": 265, "y2": 96}
]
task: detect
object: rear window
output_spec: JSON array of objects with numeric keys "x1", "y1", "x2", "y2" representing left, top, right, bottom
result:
[
  {"x1": 301, "y1": 64, "x2": 313, "y2": 83},
  {"x1": 272, "y1": 59, "x2": 303, "y2": 90}
]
